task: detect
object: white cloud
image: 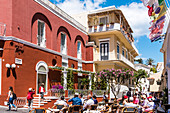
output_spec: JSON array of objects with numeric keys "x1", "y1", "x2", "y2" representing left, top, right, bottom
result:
[
  {"x1": 55, "y1": 0, "x2": 106, "y2": 15},
  {"x1": 118, "y1": 2, "x2": 150, "y2": 38}
]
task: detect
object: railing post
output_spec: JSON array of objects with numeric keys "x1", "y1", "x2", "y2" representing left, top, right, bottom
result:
[
  {"x1": 39, "y1": 94, "x2": 40, "y2": 108},
  {"x1": 88, "y1": 74, "x2": 92, "y2": 90},
  {"x1": 62, "y1": 68, "x2": 68, "y2": 90}
]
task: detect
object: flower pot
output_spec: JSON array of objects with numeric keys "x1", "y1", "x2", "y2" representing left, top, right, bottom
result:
[
  {"x1": 106, "y1": 24, "x2": 110, "y2": 28},
  {"x1": 88, "y1": 26, "x2": 92, "y2": 28},
  {"x1": 94, "y1": 26, "x2": 97, "y2": 30},
  {"x1": 99, "y1": 23, "x2": 104, "y2": 26}
]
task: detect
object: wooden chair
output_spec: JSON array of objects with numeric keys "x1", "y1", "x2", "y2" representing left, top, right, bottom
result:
[
  {"x1": 52, "y1": 104, "x2": 64, "y2": 110},
  {"x1": 122, "y1": 107, "x2": 138, "y2": 113},
  {"x1": 29, "y1": 108, "x2": 46, "y2": 113},
  {"x1": 70, "y1": 105, "x2": 82, "y2": 113},
  {"x1": 90, "y1": 104, "x2": 98, "y2": 110}
]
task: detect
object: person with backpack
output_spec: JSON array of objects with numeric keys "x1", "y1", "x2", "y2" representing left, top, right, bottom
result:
[
  {"x1": 6, "y1": 86, "x2": 17, "y2": 111},
  {"x1": 27, "y1": 88, "x2": 35, "y2": 112}
]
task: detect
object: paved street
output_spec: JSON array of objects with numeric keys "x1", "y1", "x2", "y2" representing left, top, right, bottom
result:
[{"x1": 0, "y1": 106, "x2": 28, "y2": 113}]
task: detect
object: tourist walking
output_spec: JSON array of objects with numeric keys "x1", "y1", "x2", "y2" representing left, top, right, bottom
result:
[
  {"x1": 39, "y1": 83, "x2": 45, "y2": 100},
  {"x1": 6, "y1": 86, "x2": 17, "y2": 111},
  {"x1": 27, "y1": 88, "x2": 35, "y2": 112}
]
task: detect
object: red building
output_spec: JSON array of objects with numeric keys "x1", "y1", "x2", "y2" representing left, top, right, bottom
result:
[{"x1": 0, "y1": 0, "x2": 93, "y2": 105}]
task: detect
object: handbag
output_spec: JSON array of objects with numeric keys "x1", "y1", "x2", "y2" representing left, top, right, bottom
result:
[{"x1": 4, "y1": 101, "x2": 9, "y2": 105}]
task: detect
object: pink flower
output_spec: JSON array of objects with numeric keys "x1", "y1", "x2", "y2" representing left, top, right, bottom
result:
[
  {"x1": 105, "y1": 74, "x2": 107, "y2": 77},
  {"x1": 113, "y1": 72, "x2": 115, "y2": 74},
  {"x1": 112, "y1": 68, "x2": 114, "y2": 71},
  {"x1": 98, "y1": 75, "x2": 101, "y2": 77},
  {"x1": 109, "y1": 69, "x2": 112, "y2": 72}
]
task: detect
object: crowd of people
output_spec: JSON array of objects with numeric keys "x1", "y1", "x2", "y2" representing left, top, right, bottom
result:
[
  {"x1": 53, "y1": 93, "x2": 98, "y2": 111},
  {"x1": 118, "y1": 88, "x2": 162, "y2": 112},
  {"x1": 5, "y1": 85, "x2": 164, "y2": 112}
]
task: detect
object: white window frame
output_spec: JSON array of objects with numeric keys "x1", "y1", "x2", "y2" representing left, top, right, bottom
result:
[
  {"x1": 60, "y1": 32, "x2": 67, "y2": 55},
  {"x1": 99, "y1": 16, "x2": 109, "y2": 25},
  {"x1": 35, "y1": 61, "x2": 49, "y2": 95},
  {"x1": 99, "y1": 38, "x2": 110, "y2": 61},
  {"x1": 122, "y1": 46, "x2": 125, "y2": 57},
  {"x1": 37, "y1": 20, "x2": 46, "y2": 47},
  {"x1": 117, "y1": 41, "x2": 120, "y2": 60},
  {"x1": 62, "y1": 57, "x2": 68, "y2": 68},
  {"x1": 77, "y1": 41, "x2": 82, "y2": 59},
  {"x1": 78, "y1": 62, "x2": 82, "y2": 76}
]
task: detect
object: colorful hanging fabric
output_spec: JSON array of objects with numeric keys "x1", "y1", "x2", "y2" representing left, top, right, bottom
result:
[
  {"x1": 148, "y1": 0, "x2": 159, "y2": 10},
  {"x1": 147, "y1": 5, "x2": 154, "y2": 16}
]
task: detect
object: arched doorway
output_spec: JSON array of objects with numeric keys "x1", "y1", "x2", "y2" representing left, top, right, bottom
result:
[{"x1": 36, "y1": 61, "x2": 49, "y2": 94}]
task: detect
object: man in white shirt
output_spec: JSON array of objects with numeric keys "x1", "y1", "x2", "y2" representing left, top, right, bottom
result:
[
  {"x1": 79, "y1": 93, "x2": 85, "y2": 105},
  {"x1": 124, "y1": 97, "x2": 138, "y2": 107},
  {"x1": 83, "y1": 95, "x2": 94, "y2": 110},
  {"x1": 54, "y1": 96, "x2": 67, "y2": 106}
]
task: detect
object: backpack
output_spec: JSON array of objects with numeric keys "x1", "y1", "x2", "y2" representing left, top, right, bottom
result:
[
  {"x1": 13, "y1": 93, "x2": 17, "y2": 100},
  {"x1": 27, "y1": 93, "x2": 32, "y2": 100}
]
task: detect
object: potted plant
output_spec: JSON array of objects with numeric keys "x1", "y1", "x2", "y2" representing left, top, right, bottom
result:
[
  {"x1": 106, "y1": 23, "x2": 110, "y2": 28},
  {"x1": 99, "y1": 23, "x2": 104, "y2": 26},
  {"x1": 51, "y1": 84, "x2": 64, "y2": 97},
  {"x1": 156, "y1": 79, "x2": 161, "y2": 85},
  {"x1": 93, "y1": 17, "x2": 98, "y2": 30},
  {"x1": 110, "y1": 21, "x2": 114, "y2": 24}
]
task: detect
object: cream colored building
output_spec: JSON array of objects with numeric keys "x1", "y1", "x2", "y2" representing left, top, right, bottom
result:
[
  {"x1": 149, "y1": 62, "x2": 164, "y2": 92},
  {"x1": 73, "y1": 6, "x2": 139, "y2": 72}
]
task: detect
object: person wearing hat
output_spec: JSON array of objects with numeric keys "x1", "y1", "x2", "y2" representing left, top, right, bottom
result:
[
  {"x1": 124, "y1": 97, "x2": 138, "y2": 107},
  {"x1": 27, "y1": 88, "x2": 35, "y2": 112},
  {"x1": 143, "y1": 98, "x2": 155, "y2": 112},
  {"x1": 83, "y1": 94, "x2": 94, "y2": 110},
  {"x1": 39, "y1": 83, "x2": 45, "y2": 100},
  {"x1": 141, "y1": 95, "x2": 149, "y2": 107},
  {"x1": 68, "y1": 93, "x2": 82, "y2": 105}
]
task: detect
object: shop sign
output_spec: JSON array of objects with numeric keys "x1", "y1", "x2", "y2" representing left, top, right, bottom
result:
[
  {"x1": 78, "y1": 73, "x2": 82, "y2": 76},
  {"x1": 15, "y1": 58, "x2": 22, "y2": 65}
]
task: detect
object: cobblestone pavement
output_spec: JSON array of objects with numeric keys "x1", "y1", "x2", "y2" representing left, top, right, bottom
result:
[{"x1": 0, "y1": 106, "x2": 29, "y2": 113}]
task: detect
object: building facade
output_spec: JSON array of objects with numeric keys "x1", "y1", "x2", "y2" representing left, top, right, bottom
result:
[
  {"x1": 160, "y1": 21, "x2": 170, "y2": 106},
  {"x1": 73, "y1": 6, "x2": 139, "y2": 98},
  {"x1": 0, "y1": 0, "x2": 93, "y2": 105}
]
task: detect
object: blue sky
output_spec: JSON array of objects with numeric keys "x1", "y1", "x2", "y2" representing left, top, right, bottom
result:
[{"x1": 50, "y1": 0, "x2": 166, "y2": 65}]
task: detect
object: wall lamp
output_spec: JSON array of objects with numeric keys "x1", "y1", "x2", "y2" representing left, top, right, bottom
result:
[
  {"x1": 5, "y1": 63, "x2": 17, "y2": 79},
  {"x1": 5, "y1": 63, "x2": 16, "y2": 68}
]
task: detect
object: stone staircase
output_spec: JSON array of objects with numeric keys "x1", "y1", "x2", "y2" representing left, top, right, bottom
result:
[{"x1": 24, "y1": 96, "x2": 58, "y2": 108}]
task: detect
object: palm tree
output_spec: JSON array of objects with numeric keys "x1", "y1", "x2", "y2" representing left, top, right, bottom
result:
[{"x1": 146, "y1": 58, "x2": 154, "y2": 66}]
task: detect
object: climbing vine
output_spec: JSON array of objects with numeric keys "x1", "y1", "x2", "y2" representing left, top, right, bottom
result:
[{"x1": 67, "y1": 70, "x2": 74, "y2": 90}]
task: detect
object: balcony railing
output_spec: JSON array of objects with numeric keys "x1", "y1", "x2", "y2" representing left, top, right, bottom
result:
[
  {"x1": 120, "y1": 27, "x2": 132, "y2": 44},
  {"x1": 92, "y1": 90, "x2": 108, "y2": 97},
  {"x1": 88, "y1": 23, "x2": 120, "y2": 33},
  {"x1": 0, "y1": 23, "x2": 6, "y2": 36},
  {"x1": 68, "y1": 89, "x2": 91, "y2": 98},
  {"x1": 120, "y1": 54, "x2": 134, "y2": 69}
]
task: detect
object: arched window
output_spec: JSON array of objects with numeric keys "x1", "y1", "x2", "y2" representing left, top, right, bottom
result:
[
  {"x1": 37, "y1": 20, "x2": 46, "y2": 47},
  {"x1": 36, "y1": 61, "x2": 49, "y2": 94},
  {"x1": 77, "y1": 41, "x2": 81, "y2": 59},
  {"x1": 61, "y1": 32, "x2": 67, "y2": 55}
]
